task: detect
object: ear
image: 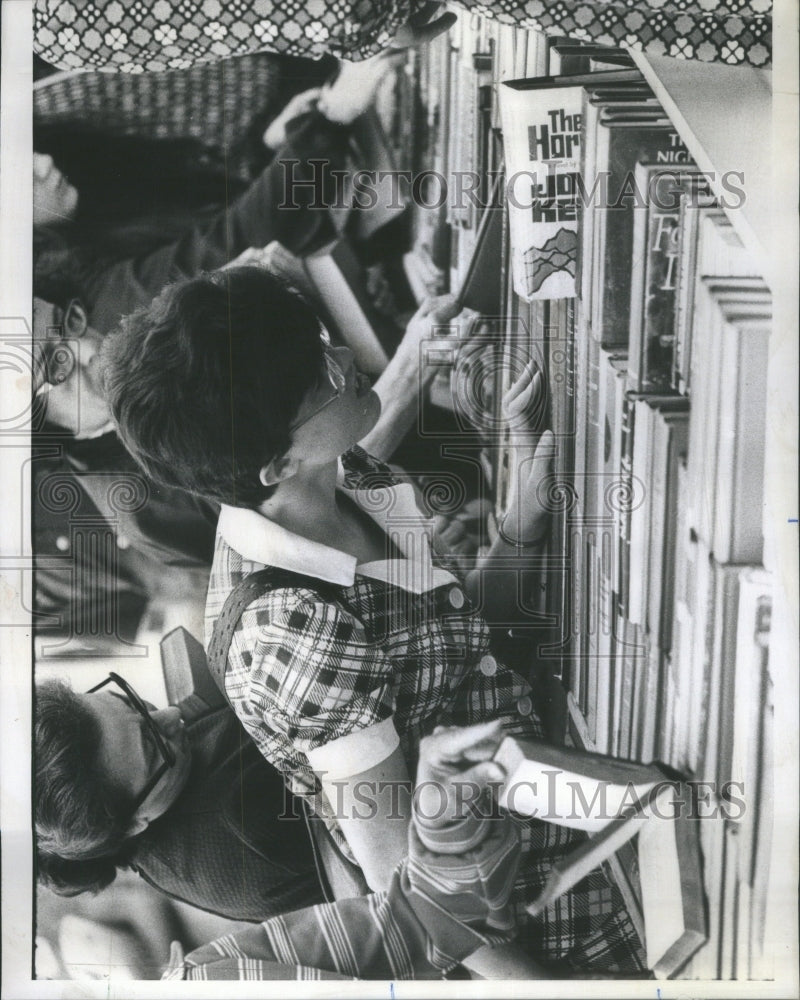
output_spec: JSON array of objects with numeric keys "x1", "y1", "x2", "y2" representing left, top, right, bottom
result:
[
  {"x1": 125, "y1": 812, "x2": 150, "y2": 839},
  {"x1": 259, "y1": 452, "x2": 299, "y2": 488},
  {"x1": 63, "y1": 299, "x2": 88, "y2": 338}
]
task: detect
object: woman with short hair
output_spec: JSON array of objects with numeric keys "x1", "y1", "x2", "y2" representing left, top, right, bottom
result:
[{"x1": 100, "y1": 265, "x2": 646, "y2": 976}]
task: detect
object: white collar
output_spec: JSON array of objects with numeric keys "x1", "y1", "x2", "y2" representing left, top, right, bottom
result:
[
  {"x1": 218, "y1": 460, "x2": 457, "y2": 592},
  {"x1": 74, "y1": 419, "x2": 117, "y2": 441}
]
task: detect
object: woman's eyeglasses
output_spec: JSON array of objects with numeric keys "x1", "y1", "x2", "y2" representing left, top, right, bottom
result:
[
  {"x1": 88, "y1": 672, "x2": 176, "y2": 813},
  {"x1": 290, "y1": 329, "x2": 349, "y2": 431}
]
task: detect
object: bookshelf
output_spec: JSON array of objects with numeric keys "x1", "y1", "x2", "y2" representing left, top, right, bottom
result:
[
  {"x1": 395, "y1": 18, "x2": 788, "y2": 982},
  {"x1": 628, "y1": 52, "x2": 774, "y2": 287}
]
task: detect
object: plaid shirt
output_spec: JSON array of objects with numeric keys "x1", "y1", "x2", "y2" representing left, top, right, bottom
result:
[
  {"x1": 205, "y1": 448, "x2": 536, "y2": 808},
  {"x1": 205, "y1": 447, "x2": 646, "y2": 972}
]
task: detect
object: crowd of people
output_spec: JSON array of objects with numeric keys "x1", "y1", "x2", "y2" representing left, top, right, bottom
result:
[{"x1": 29, "y1": 0, "x2": 759, "y2": 981}]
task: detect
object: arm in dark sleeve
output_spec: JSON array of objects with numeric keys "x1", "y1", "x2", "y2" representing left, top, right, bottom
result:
[
  {"x1": 164, "y1": 804, "x2": 520, "y2": 981},
  {"x1": 86, "y1": 111, "x2": 350, "y2": 333}
]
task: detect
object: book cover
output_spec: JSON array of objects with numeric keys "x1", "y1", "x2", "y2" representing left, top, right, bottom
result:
[
  {"x1": 455, "y1": 171, "x2": 506, "y2": 315},
  {"x1": 499, "y1": 81, "x2": 583, "y2": 299},
  {"x1": 592, "y1": 121, "x2": 690, "y2": 346},
  {"x1": 523, "y1": 778, "x2": 706, "y2": 979},
  {"x1": 493, "y1": 734, "x2": 664, "y2": 830},
  {"x1": 638, "y1": 790, "x2": 708, "y2": 977},
  {"x1": 303, "y1": 238, "x2": 398, "y2": 375},
  {"x1": 628, "y1": 164, "x2": 705, "y2": 393}
]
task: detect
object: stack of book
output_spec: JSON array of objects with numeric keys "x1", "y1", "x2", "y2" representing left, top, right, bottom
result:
[
  {"x1": 564, "y1": 77, "x2": 774, "y2": 980},
  {"x1": 409, "y1": 23, "x2": 776, "y2": 980}
]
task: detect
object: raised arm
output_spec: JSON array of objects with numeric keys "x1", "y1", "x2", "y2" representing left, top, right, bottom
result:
[
  {"x1": 359, "y1": 295, "x2": 462, "y2": 462},
  {"x1": 86, "y1": 111, "x2": 349, "y2": 333}
]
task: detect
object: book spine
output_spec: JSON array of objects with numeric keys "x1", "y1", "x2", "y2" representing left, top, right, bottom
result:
[
  {"x1": 659, "y1": 419, "x2": 689, "y2": 654},
  {"x1": 595, "y1": 528, "x2": 613, "y2": 753},
  {"x1": 686, "y1": 538, "x2": 713, "y2": 776},
  {"x1": 672, "y1": 198, "x2": 695, "y2": 393},
  {"x1": 731, "y1": 572, "x2": 772, "y2": 894},
  {"x1": 658, "y1": 651, "x2": 676, "y2": 764},
  {"x1": 702, "y1": 563, "x2": 741, "y2": 788},
  {"x1": 627, "y1": 398, "x2": 652, "y2": 626},
  {"x1": 712, "y1": 320, "x2": 769, "y2": 564},
  {"x1": 637, "y1": 637, "x2": 661, "y2": 762},
  {"x1": 626, "y1": 162, "x2": 651, "y2": 392},
  {"x1": 614, "y1": 614, "x2": 635, "y2": 758},
  {"x1": 584, "y1": 530, "x2": 598, "y2": 737},
  {"x1": 566, "y1": 691, "x2": 596, "y2": 751},
  {"x1": 638, "y1": 169, "x2": 702, "y2": 392},
  {"x1": 616, "y1": 392, "x2": 635, "y2": 620}
]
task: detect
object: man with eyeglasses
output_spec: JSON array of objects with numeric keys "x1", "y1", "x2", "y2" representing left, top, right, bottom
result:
[
  {"x1": 30, "y1": 268, "x2": 459, "y2": 645},
  {"x1": 35, "y1": 670, "x2": 326, "y2": 919},
  {"x1": 36, "y1": 675, "x2": 523, "y2": 981},
  {"x1": 30, "y1": 289, "x2": 222, "y2": 649}
]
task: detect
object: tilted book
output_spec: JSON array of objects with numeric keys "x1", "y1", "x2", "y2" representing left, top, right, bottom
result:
[
  {"x1": 499, "y1": 80, "x2": 583, "y2": 299},
  {"x1": 494, "y1": 737, "x2": 706, "y2": 977},
  {"x1": 493, "y1": 734, "x2": 664, "y2": 831}
]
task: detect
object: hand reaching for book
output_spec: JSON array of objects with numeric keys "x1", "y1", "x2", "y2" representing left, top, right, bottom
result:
[
  {"x1": 389, "y1": 3, "x2": 458, "y2": 49},
  {"x1": 317, "y1": 52, "x2": 405, "y2": 126},
  {"x1": 502, "y1": 360, "x2": 546, "y2": 440},
  {"x1": 415, "y1": 720, "x2": 506, "y2": 830},
  {"x1": 262, "y1": 88, "x2": 323, "y2": 150},
  {"x1": 395, "y1": 294, "x2": 461, "y2": 387},
  {"x1": 499, "y1": 362, "x2": 555, "y2": 548},
  {"x1": 318, "y1": 5, "x2": 455, "y2": 126}
]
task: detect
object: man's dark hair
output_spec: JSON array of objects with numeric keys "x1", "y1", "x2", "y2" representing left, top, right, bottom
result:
[
  {"x1": 101, "y1": 267, "x2": 325, "y2": 508},
  {"x1": 35, "y1": 678, "x2": 134, "y2": 895}
]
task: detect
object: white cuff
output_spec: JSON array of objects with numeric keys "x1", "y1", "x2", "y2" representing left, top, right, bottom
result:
[{"x1": 307, "y1": 716, "x2": 400, "y2": 781}]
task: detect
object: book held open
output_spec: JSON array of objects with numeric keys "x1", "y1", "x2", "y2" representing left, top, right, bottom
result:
[{"x1": 493, "y1": 736, "x2": 707, "y2": 977}]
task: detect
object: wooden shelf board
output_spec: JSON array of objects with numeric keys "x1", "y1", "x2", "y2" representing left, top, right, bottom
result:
[{"x1": 630, "y1": 51, "x2": 774, "y2": 289}]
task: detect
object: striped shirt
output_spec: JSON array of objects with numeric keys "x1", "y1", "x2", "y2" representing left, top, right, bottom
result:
[{"x1": 163, "y1": 807, "x2": 520, "y2": 981}]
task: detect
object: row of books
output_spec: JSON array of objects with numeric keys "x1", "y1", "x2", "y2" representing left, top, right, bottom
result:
[
  {"x1": 408, "y1": 24, "x2": 775, "y2": 979},
  {"x1": 549, "y1": 73, "x2": 774, "y2": 980}
]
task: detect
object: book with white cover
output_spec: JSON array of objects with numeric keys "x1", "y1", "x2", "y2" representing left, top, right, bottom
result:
[
  {"x1": 499, "y1": 80, "x2": 583, "y2": 299},
  {"x1": 493, "y1": 734, "x2": 664, "y2": 831}
]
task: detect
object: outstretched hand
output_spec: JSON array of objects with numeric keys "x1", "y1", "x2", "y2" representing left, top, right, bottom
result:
[
  {"x1": 391, "y1": 3, "x2": 458, "y2": 48},
  {"x1": 502, "y1": 360, "x2": 546, "y2": 438},
  {"x1": 321, "y1": 3, "x2": 455, "y2": 125},
  {"x1": 318, "y1": 51, "x2": 405, "y2": 125},
  {"x1": 415, "y1": 720, "x2": 507, "y2": 828},
  {"x1": 262, "y1": 88, "x2": 323, "y2": 150},
  {"x1": 395, "y1": 294, "x2": 464, "y2": 386}
]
